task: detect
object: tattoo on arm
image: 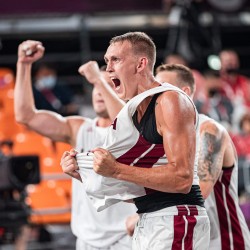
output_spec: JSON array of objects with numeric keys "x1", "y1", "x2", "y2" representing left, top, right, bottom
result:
[{"x1": 198, "y1": 132, "x2": 223, "y2": 183}]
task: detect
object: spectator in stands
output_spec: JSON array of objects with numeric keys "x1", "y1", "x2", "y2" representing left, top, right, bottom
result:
[
  {"x1": 231, "y1": 112, "x2": 250, "y2": 158},
  {"x1": 196, "y1": 70, "x2": 234, "y2": 130},
  {"x1": 220, "y1": 49, "x2": 250, "y2": 107},
  {"x1": 231, "y1": 112, "x2": 250, "y2": 204},
  {"x1": 219, "y1": 50, "x2": 250, "y2": 130},
  {"x1": 33, "y1": 62, "x2": 79, "y2": 116}
]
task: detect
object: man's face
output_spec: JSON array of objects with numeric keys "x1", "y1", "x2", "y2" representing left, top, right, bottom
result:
[
  {"x1": 92, "y1": 71, "x2": 114, "y2": 118},
  {"x1": 104, "y1": 41, "x2": 139, "y2": 101},
  {"x1": 220, "y1": 51, "x2": 239, "y2": 73}
]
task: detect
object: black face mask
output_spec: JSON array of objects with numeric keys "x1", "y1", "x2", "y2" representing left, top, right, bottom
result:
[
  {"x1": 226, "y1": 68, "x2": 239, "y2": 75},
  {"x1": 208, "y1": 88, "x2": 220, "y2": 97}
]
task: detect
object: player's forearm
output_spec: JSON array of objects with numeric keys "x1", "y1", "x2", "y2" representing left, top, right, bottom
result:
[
  {"x1": 15, "y1": 62, "x2": 36, "y2": 124},
  {"x1": 96, "y1": 78, "x2": 125, "y2": 120},
  {"x1": 114, "y1": 162, "x2": 193, "y2": 193}
]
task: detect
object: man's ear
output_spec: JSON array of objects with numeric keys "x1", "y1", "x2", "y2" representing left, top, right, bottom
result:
[
  {"x1": 136, "y1": 57, "x2": 148, "y2": 72},
  {"x1": 182, "y1": 86, "x2": 192, "y2": 97}
]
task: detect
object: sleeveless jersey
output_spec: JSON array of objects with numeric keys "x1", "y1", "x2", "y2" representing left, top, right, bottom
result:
[
  {"x1": 199, "y1": 114, "x2": 250, "y2": 250},
  {"x1": 77, "y1": 83, "x2": 200, "y2": 211},
  {"x1": 72, "y1": 118, "x2": 136, "y2": 248}
]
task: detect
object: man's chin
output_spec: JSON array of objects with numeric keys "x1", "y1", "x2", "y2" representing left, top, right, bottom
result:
[{"x1": 96, "y1": 110, "x2": 109, "y2": 119}]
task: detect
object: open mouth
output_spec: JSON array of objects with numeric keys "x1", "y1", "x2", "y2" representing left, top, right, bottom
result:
[
  {"x1": 111, "y1": 78, "x2": 121, "y2": 89},
  {"x1": 97, "y1": 100, "x2": 104, "y2": 103}
]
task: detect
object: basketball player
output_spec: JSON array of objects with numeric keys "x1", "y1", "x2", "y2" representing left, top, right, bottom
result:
[
  {"x1": 61, "y1": 32, "x2": 210, "y2": 249},
  {"x1": 155, "y1": 63, "x2": 250, "y2": 250},
  {"x1": 15, "y1": 40, "x2": 136, "y2": 250}
]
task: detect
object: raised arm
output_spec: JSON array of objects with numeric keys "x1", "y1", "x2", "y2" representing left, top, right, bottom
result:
[
  {"x1": 198, "y1": 120, "x2": 227, "y2": 199},
  {"x1": 78, "y1": 61, "x2": 125, "y2": 120},
  {"x1": 93, "y1": 91, "x2": 196, "y2": 193},
  {"x1": 15, "y1": 40, "x2": 83, "y2": 145}
]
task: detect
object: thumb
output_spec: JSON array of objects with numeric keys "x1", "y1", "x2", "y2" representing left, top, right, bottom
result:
[{"x1": 70, "y1": 148, "x2": 78, "y2": 157}]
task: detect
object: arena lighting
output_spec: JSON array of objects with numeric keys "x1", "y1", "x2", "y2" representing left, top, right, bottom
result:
[
  {"x1": 207, "y1": 54, "x2": 221, "y2": 70},
  {"x1": 0, "y1": 154, "x2": 40, "y2": 190}
]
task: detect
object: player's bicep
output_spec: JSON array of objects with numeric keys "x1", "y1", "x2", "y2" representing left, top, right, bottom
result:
[{"x1": 156, "y1": 92, "x2": 196, "y2": 166}]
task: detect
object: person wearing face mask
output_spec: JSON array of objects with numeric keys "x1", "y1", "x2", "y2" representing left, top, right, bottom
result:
[
  {"x1": 219, "y1": 50, "x2": 250, "y2": 107},
  {"x1": 219, "y1": 50, "x2": 250, "y2": 131},
  {"x1": 33, "y1": 62, "x2": 79, "y2": 116}
]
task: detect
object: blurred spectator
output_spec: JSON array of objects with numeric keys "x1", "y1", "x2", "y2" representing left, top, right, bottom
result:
[
  {"x1": 220, "y1": 49, "x2": 250, "y2": 107},
  {"x1": 33, "y1": 62, "x2": 79, "y2": 116},
  {"x1": 231, "y1": 112, "x2": 250, "y2": 204},
  {"x1": 219, "y1": 50, "x2": 250, "y2": 130},
  {"x1": 231, "y1": 112, "x2": 250, "y2": 158},
  {"x1": 195, "y1": 70, "x2": 234, "y2": 130}
]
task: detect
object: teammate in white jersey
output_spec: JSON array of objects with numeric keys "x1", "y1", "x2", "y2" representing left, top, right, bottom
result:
[
  {"x1": 62, "y1": 32, "x2": 210, "y2": 250},
  {"x1": 15, "y1": 40, "x2": 136, "y2": 250},
  {"x1": 155, "y1": 63, "x2": 250, "y2": 250}
]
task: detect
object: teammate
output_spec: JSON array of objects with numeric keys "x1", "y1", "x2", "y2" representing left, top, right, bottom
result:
[
  {"x1": 15, "y1": 40, "x2": 136, "y2": 250},
  {"x1": 155, "y1": 63, "x2": 250, "y2": 250},
  {"x1": 61, "y1": 32, "x2": 210, "y2": 249}
]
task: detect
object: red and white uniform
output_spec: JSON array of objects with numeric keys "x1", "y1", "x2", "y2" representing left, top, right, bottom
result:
[
  {"x1": 73, "y1": 118, "x2": 136, "y2": 249},
  {"x1": 77, "y1": 83, "x2": 200, "y2": 210},
  {"x1": 77, "y1": 84, "x2": 210, "y2": 250},
  {"x1": 199, "y1": 114, "x2": 250, "y2": 250}
]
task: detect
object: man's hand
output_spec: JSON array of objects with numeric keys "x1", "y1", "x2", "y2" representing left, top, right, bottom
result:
[
  {"x1": 18, "y1": 40, "x2": 45, "y2": 64},
  {"x1": 78, "y1": 61, "x2": 103, "y2": 86},
  {"x1": 61, "y1": 148, "x2": 82, "y2": 182},
  {"x1": 92, "y1": 148, "x2": 119, "y2": 177}
]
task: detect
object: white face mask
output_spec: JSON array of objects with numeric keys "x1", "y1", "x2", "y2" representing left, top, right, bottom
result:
[{"x1": 35, "y1": 76, "x2": 57, "y2": 90}]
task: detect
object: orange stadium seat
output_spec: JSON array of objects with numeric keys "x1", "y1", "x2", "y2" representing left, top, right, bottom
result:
[
  {"x1": 0, "y1": 68, "x2": 22, "y2": 141},
  {"x1": 12, "y1": 130, "x2": 72, "y2": 224},
  {"x1": 0, "y1": 67, "x2": 72, "y2": 225},
  {"x1": 45, "y1": 141, "x2": 72, "y2": 202},
  {"x1": 26, "y1": 180, "x2": 71, "y2": 224}
]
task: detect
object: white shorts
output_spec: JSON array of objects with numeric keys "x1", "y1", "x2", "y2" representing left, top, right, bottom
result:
[
  {"x1": 76, "y1": 234, "x2": 132, "y2": 250},
  {"x1": 132, "y1": 205, "x2": 210, "y2": 250}
]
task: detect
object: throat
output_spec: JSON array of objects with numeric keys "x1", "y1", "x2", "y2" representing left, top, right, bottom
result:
[
  {"x1": 136, "y1": 96, "x2": 153, "y2": 123},
  {"x1": 96, "y1": 118, "x2": 112, "y2": 128}
]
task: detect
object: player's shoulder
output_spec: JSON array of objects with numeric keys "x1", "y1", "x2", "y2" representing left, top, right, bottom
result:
[
  {"x1": 66, "y1": 116, "x2": 88, "y2": 133},
  {"x1": 66, "y1": 115, "x2": 86, "y2": 124},
  {"x1": 156, "y1": 89, "x2": 192, "y2": 108},
  {"x1": 200, "y1": 115, "x2": 227, "y2": 138}
]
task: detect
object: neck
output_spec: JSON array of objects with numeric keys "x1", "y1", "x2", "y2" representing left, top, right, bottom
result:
[
  {"x1": 96, "y1": 117, "x2": 112, "y2": 128},
  {"x1": 138, "y1": 75, "x2": 160, "y2": 93},
  {"x1": 136, "y1": 79, "x2": 160, "y2": 121}
]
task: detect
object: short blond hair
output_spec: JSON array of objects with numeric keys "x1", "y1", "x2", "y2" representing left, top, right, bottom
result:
[
  {"x1": 110, "y1": 31, "x2": 156, "y2": 71},
  {"x1": 155, "y1": 63, "x2": 195, "y2": 94}
]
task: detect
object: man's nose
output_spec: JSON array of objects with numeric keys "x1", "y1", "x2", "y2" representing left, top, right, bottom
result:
[{"x1": 106, "y1": 62, "x2": 113, "y2": 72}]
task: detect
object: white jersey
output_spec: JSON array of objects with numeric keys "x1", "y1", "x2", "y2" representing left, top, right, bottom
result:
[
  {"x1": 199, "y1": 114, "x2": 250, "y2": 250},
  {"x1": 72, "y1": 118, "x2": 136, "y2": 248},
  {"x1": 77, "y1": 83, "x2": 200, "y2": 211}
]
